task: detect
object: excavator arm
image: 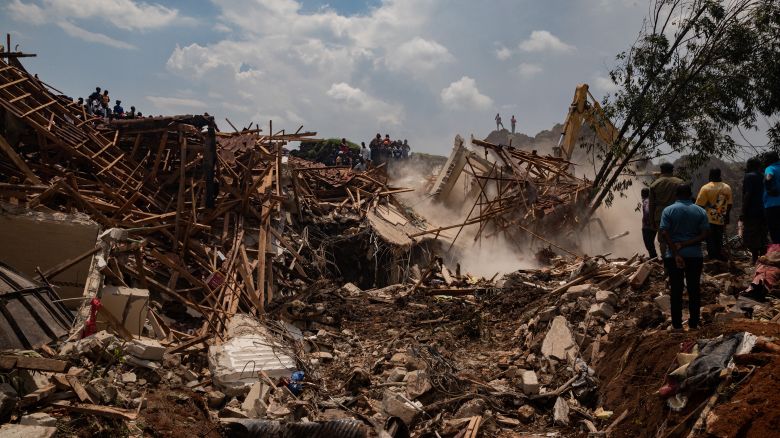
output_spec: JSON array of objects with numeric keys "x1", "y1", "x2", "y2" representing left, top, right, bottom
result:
[{"x1": 555, "y1": 84, "x2": 622, "y2": 165}]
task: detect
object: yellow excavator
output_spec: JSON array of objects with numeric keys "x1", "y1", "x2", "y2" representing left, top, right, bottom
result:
[
  {"x1": 554, "y1": 83, "x2": 623, "y2": 167},
  {"x1": 556, "y1": 84, "x2": 630, "y2": 241}
]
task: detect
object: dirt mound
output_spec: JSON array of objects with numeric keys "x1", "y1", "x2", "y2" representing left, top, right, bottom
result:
[{"x1": 597, "y1": 320, "x2": 780, "y2": 438}]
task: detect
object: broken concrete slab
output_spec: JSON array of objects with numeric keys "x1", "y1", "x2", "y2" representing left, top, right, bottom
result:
[
  {"x1": 654, "y1": 294, "x2": 672, "y2": 314},
  {"x1": 520, "y1": 370, "x2": 540, "y2": 395},
  {"x1": 241, "y1": 381, "x2": 270, "y2": 418},
  {"x1": 20, "y1": 412, "x2": 57, "y2": 427},
  {"x1": 381, "y1": 390, "x2": 421, "y2": 425},
  {"x1": 404, "y1": 370, "x2": 432, "y2": 399},
  {"x1": 208, "y1": 314, "x2": 296, "y2": 396},
  {"x1": 98, "y1": 286, "x2": 149, "y2": 336},
  {"x1": 541, "y1": 316, "x2": 578, "y2": 362},
  {"x1": 595, "y1": 290, "x2": 618, "y2": 307},
  {"x1": 588, "y1": 302, "x2": 615, "y2": 319},
  {"x1": 562, "y1": 284, "x2": 595, "y2": 301},
  {"x1": 553, "y1": 396, "x2": 570, "y2": 425},
  {"x1": 0, "y1": 424, "x2": 57, "y2": 438},
  {"x1": 125, "y1": 338, "x2": 165, "y2": 361}
]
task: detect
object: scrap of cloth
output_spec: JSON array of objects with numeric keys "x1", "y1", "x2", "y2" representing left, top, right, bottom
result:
[{"x1": 681, "y1": 332, "x2": 756, "y2": 391}]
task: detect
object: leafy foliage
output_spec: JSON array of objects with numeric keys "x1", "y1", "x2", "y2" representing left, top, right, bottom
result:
[{"x1": 587, "y1": 0, "x2": 780, "y2": 217}]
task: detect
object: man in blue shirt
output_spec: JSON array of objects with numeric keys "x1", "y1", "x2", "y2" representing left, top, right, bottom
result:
[
  {"x1": 659, "y1": 183, "x2": 710, "y2": 330},
  {"x1": 764, "y1": 151, "x2": 780, "y2": 244}
]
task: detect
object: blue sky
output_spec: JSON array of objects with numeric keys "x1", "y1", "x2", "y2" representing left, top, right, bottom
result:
[{"x1": 1, "y1": 0, "x2": 658, "y2": 155}]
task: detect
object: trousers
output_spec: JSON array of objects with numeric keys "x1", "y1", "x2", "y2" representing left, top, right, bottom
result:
[
  {"x1": 706, "y1": 224, "x2": 726, "y2": 260},
  {"x1": 767, "y1": 206, "x2": 780, "y2": 244},
  {"x1": 642, "y1": 228, "x2": 658, "y2": 258},
  {"x1": 664, "y1": 257, "x2": 703, "y2": 329}
]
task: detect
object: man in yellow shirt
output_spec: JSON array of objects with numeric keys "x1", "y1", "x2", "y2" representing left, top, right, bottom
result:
[{"x1": 695, "y1": 168, "x2": 732, "y2": 260}]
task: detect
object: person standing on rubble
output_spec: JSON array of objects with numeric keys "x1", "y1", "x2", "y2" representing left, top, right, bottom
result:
[
  {"x1": 649, "y1": 162, "x2": 684, "y2": 257},
  {"x1": 402, "y1": 139, "x2": 410, "y2": 159},
  {"x1": 641, "y1": 188, "x2": 658, "y2": 259},
  {"x1": 740, "y1": 157, "x2": 767, "y2": 264},
  {"x1": 495, "y1": 113, "x2": 504, "y2": 131},
  {"x1": 101, "y1": 90, "x2": 111, "y2": 116},
  {"x1": 659, "y1": 183, "x2": 709, "y2": 331},
  {"x1": 369, "y1": 133, "x2": 381, "y2": 166},
  {"x1": 511, "y1": 115, "x2": 517, "y2": 134},
  {"x1": 764, "y1": 151, "x2": 780, "y2": 244},
  {"x1": 113, "y1": 100, "x2": 124, "y2": 118},
  {"x1": 360, "y1": 142, "x2": 370, "y2": 165},
  {"x1": 695, "y1": 168, "x2": 732, "y2": 261}
]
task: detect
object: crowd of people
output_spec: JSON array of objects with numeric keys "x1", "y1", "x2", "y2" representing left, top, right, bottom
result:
[
  {"x1": 638, "y1": 152, "x2": 780, "y2": 331},
  {"x1": 78, "y1": 86, "x2": 142, "y2": 119},
  {"x1": 330, "y1": 134, "x2": 412, "y2": 170}
]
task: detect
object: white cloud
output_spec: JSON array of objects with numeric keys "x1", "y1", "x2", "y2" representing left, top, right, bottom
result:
[
  {"x1": 327, "y1": 83, "x2": 403, "y2": 125},
  {"x1": 495, "y1": 45, "x2": 512, "y2": 61},
  {"x1": 383, "y1": 37, "x2": 454, "y2": 72},
  {"x1": 145, "y1": 96, "x2": 208, "y2": 113},
  {"x1": 7, "y1": 0, "x2": 46, "y2": 25},
  {"x1": 517, "y1": 62, "x2": 543, "y2": 78},
  {"x1": 593, "y1": 76, "x2": 620, "y2": 93},
  {"x1": 441, "y1": 76, "x2": 493, "y2": 110},
  {"x1": 519, "y1": 30, "x2": 574, "y2": 53},
  {"x1": 8, "y1": 0, "x2": 186, "y2": 31},
  {"x1": 57, "y1": 21, "x2": 137, "y2": 50}
]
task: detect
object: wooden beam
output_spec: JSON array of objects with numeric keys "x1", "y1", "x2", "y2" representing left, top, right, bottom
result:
[{"x1": 0, "y1": 132, "x2": 42, "y2": 184}]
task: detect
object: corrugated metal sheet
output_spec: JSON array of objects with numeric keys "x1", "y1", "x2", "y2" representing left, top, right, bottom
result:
[{"x1": 0, "y1": 261, "x2": 74, "y2": 349}]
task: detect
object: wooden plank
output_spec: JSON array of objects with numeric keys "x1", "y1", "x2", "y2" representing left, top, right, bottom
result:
[
  {"x1": 51, "y1": 400, "x2": 138, "y2": 420},
  {"x1": 66, "y1": 375, "x2": 94, "y2": 404},
  {"x1": 0, "y1": 355, "x2": 68, "y2": 372},
  {"x1": 39, "y1": 245, "x2": 101, "y2": 280},
  {"x1": 20, "y1": 384, "x2": 57, "y2": 407},
  {"x1": 166, "y1": 333, "x2": 212, "y2": 354},
  {"x1": 0, "y1": 132, "x2": 42, "y2": 184}
]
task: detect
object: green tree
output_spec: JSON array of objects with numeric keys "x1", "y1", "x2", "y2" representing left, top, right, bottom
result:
[{"x1": 586, "y1": 0, "x2": 780, "y2": 219}]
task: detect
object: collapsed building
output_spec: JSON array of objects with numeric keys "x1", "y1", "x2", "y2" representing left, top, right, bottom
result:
[{"x1": 1, "y1": 45, "x2": 780, "y2": 438}]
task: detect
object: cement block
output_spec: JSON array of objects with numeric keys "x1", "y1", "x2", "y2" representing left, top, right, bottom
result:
[
  {"x1": 125, "y1": 338, "x2": 165, "y2": 361},
  {"x1": 99, "y1": 286, "x2": 149, "y2": 335},
  {"x1": 520, "y1": 370, "x2": 540, "y2": 395}
]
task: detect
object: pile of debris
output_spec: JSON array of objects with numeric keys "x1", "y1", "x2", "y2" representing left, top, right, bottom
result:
[{"x1": 2, "y1": 47, "x2": 780, "y2": 438}]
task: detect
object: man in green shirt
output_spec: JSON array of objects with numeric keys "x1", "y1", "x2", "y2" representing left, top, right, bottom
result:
[{"x1": 649, "y1": 162, "x2": 684, "y2": 258}]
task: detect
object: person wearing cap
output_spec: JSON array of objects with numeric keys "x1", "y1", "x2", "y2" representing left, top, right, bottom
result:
[
  {"x1": 659, "y1": 183, "x2": 709, "y2": 330},
  {"x1": 649, "y1": 162, "x2": 684, "y2": 257}
]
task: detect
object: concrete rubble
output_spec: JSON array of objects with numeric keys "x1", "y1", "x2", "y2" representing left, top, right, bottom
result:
[{"x1": 1, "y1": 44, "x2": 779, "y2": 438}]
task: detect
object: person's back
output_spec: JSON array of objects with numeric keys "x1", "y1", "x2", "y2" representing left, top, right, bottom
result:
[
  {"x1": 765, "y1": 159, "x2": 780, "y2": 209},
  {"x1": 650, "y1": 173, "x2": 684, "y2": 228},
  {"x1": 661, "y1": 200, "x2": 709, "y2": 258},
  {"x1": 696, "y1": 181, "x2": 732, "y2": 226},
  {"x1": 765, "y1": 153, "x2": 780, "y2": 243}
]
